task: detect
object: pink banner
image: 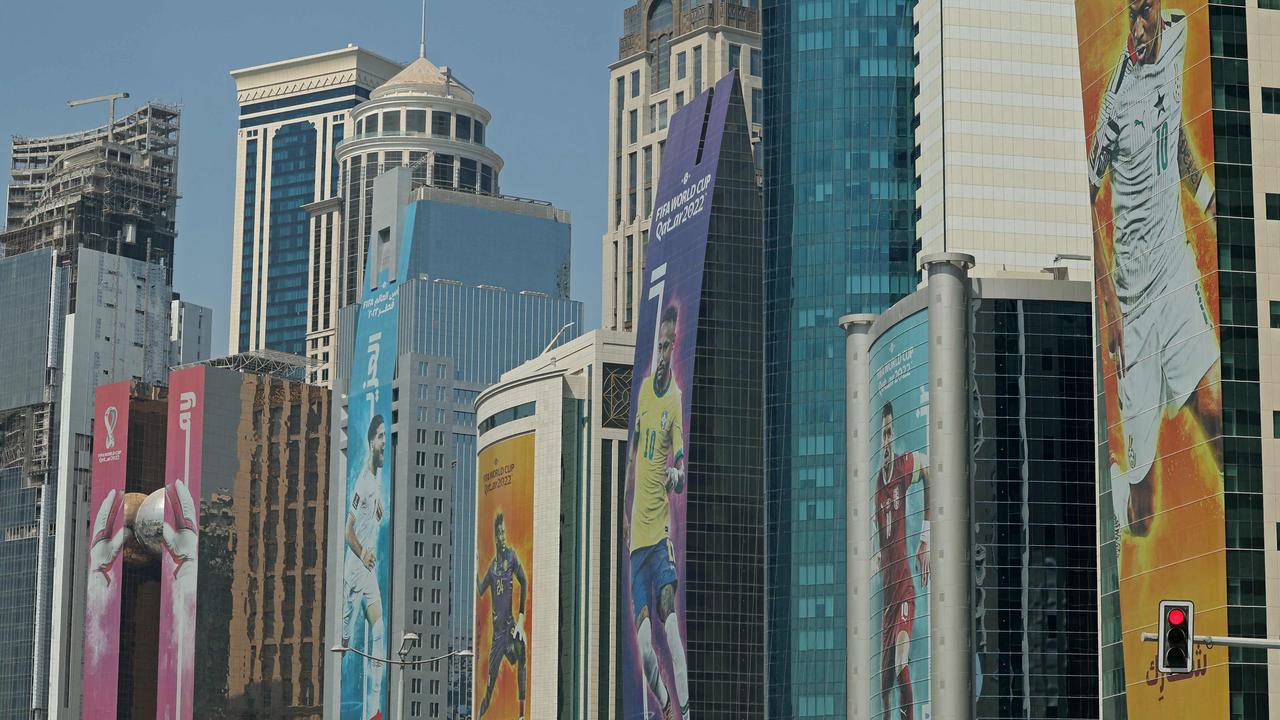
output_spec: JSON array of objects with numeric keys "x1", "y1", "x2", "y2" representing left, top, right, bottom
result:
[
  {"x1": 83, "y1": 381, "x2": 131, "y2": 719},
  {"x1": 157, "y1": 366, "x2": 203, "y2": 720}
]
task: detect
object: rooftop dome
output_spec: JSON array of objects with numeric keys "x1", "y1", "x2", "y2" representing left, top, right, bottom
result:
[{"x1": 372, "y1": 56, "x2": 475, "y2": 102}]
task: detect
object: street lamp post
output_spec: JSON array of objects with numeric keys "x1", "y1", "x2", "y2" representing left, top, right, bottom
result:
[{"x1": 331, "y1": 635, "x2": 473, "y2": 720}]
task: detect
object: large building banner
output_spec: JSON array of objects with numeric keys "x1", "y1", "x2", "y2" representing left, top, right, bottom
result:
[
  {"x1": 158, "y1": 366, "x2": 205, "y2": 720},
  {"x1": 84, "y1": 381, "x2": 131, "y2": 719},
  {"x1": 618, "y1": 70, "x2": 735, "y2": 720},
  {"x1": 474, "y1": 432, "x2": 535, "y2": 718},
  {"x1": 866, "y1": 310, "x2": 930, "y2": 720},
  {"x1": 339, "y1": 203, "x2": 413, "y2": 720},
  {"x1": 1075, "y1": 1, "x2": 1227, "y2": 716}
]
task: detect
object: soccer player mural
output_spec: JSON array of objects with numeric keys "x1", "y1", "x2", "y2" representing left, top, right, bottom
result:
[
  {"x1": 339, "y1": 199, "x2": 413, "y2": 720},
  {"x1": 1076, "y1": 0, "x2": 1227, "y2": 714},
  {"x1": 866, "y1": 310, "x2": 930, "y2": 720},
  {"x1": 474, "y1": 432, "x2": 534, "y2": 720},
  {"x1": 619, "y1": 69, "x2": 739, "y2": 720}
]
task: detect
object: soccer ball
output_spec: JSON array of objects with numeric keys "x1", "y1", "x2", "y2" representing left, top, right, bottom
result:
[{"x1": 132, "y1": 488, "x2": 167, "y2": 559}]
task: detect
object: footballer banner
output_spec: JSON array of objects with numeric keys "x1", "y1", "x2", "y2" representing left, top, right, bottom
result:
[
  {"x1": 866, "y1": 310, "x2": 930, "y2": 720},
  {"x1": 84, "y1": 381, "x2": 131, "y2": 719},
  {"x1": 158, "y1": 366, "x2": 205, "y2": 720},
  {"x1": 619, "y1": 69, "x2": 736, "y2": 720},
  {"x1": 1075, "y1": 0, "x2": 1227, "y2": 716},
  {"x1": 339, "y1": 201, "x2": 413, "y2": 720},
  {"x1": 474, "y1": 432, "x2": 534, "y2": 718}
]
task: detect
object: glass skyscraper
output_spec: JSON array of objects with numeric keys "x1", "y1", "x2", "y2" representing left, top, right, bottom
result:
[{"x1": 762, "y1": 0, "x2": 918, "y2": 715}]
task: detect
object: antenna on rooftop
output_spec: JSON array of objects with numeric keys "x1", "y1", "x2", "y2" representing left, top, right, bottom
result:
[{"x1": 419, "y1": 0, "x2": 427, "y2": 58}]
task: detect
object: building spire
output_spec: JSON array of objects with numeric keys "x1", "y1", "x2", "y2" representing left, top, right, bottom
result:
[{"x1": 419, "y1": 0, "x2": 427, "y2": 58}]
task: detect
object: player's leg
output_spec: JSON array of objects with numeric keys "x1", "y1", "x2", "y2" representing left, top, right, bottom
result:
[
  {"x1": 364, "y1": 575, "x2": 386, "y2": 719},
  {"x1": 510, "y1": 636, "x2": 528, "y2": 719},
  {"x1": 1113, "y1": 300, "x2": 1161, "y2": 536},
  {"x1": 879, "y1": 614, "x2": 896, "y2": 720},
  {"x1": 658, "y1": 581, "x2": 689, "y2": 719},
  {"x1": 894, "y1": 622, "x2": 913, "y2": 720},
  {"x1": 479, "y1": 643, "x2": 503, "y2": 717},
  {"x1": 633, "y1": 547, "x2": 670, "y2": 710}
]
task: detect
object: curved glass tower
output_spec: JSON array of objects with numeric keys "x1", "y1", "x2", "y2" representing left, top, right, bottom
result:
[{"x1": 762, "y1": 0, "x2": 918, "y2": 716}]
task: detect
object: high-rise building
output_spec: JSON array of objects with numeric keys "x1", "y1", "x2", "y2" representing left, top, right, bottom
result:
[
  {"x1": 603, "y1": 0, "x2": 761, "y2": 332},
  {"x1": 1070, "y1": 1, "x2": 1271, "y2": 716},
  {"x1": 169, "y1": 297, "x2": 213, "y2": 367},
  {"x1": 302, "y1": 53, "x2": 506, "y2": 386},
  {"x1": 0, "y1": 100, "x2": 181, "y2": 718},
  {"x1": 474, "y1": 329, "x2": 636, "y2": 718},
  {"x1": 229, "y1": 46, "x2": 402, "y2": 358},
  {"x1": 842, "y1": 257, "x2": 1099, "y2": 720},
  {"x1": 761, "y1": 1, "x2": 919, "y2": 715},
  {"x1": 912, "y1": 0, "x2": 1092, "y2": 275},
  {"x1": 325, "y1": 167, "x2": 580, "y2": 720}
]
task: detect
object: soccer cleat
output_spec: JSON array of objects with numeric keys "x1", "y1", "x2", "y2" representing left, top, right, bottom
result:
[
  {"x1": 370, "y1": 712, "x2": 382, "y2": 720},
  {"x1": 663, "y1": 703, "x2": 674, "y2": 720}
]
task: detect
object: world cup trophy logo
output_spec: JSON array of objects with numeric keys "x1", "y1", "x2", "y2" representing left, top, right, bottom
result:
[{"x1": 103, "y1": 406, "x2": 119, "y2": 450}]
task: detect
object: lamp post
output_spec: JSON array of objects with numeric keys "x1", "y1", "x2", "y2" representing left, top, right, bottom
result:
[{"x1": 332, "y1": 636, "x2": 473, "y2": 720}]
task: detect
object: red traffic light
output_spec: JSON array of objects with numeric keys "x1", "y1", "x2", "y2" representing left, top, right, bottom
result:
[{"x1": 1168, "y1": 608, "x2": 1186, "y2": 626}]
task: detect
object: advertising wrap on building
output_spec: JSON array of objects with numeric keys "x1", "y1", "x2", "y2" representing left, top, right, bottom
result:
[
  {"x1": 619, "y1": 70, "x2": 735, "y2": 720},
  {"x1": 474, "y1": 432, "x2": 534, "y2": 718},
  {"x1": 84, "y1": 381, "x2": 131, "y2": 719},
  {"x1": 867, "y1": 310, "x2": 930, "y2": 720},
  {"x1": 339, "y1": 203, "x2": 414, "y2": 720},
  {"x1": 1075, "y1": 0, "x2": 1226, "y2": 716},
  {"x1": 158, "y1": 366, "x2": 205, "y2": 720}
]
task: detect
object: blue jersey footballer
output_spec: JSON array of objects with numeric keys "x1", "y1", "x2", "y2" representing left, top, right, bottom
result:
[
  {"x1": 476, "y1": 513, "x2": 528, "y2": 719},
  {"x1": 627, "y1": 305, "x2": 690, "y2": 720}
]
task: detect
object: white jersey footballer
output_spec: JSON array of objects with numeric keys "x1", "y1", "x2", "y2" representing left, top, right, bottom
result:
[
  {"x1": 1090, "y1": 1, "x2": 1221, "y2": 539},
  {"x1": 344, "y1": 415, "x2": 388, "y2": 720}
]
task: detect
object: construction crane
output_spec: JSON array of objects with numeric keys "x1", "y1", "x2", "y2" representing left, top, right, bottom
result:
[{"x1": 67, "y1": 92, "x2": 130, "y2": 142}]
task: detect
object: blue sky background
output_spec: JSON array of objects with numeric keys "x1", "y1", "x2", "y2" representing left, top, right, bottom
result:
[{"x1": 1, "y1": 0, "x2": 617, "y2": 354}]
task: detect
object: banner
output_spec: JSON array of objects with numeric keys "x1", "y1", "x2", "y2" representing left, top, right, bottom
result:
[
  {"x1": 339, "y1": 201, "x2": 414, "y2": 720},
  {"x1": 158, "y1": 366, "x2": 205, "y2": 720},
  {"x1": 866, "y1": 310, "x2": 930, "y2": 720},
  {"x1": 84, "y1": 381, "x2": 131, "y2": 719},
  {"x1": 618, "y1": 70, "x2": 736, "y2": 720},
  {"x1": 474, "y1": 432, "x2": 534, "y2": 718},
  {"x1": 1075, "y1": 1, "x2": 1226, "y2": 715}
]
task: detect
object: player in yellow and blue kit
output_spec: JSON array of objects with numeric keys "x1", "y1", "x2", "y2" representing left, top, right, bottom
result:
[{"x1": 627, "y1": 305, "x2": 690, "y2": 720}]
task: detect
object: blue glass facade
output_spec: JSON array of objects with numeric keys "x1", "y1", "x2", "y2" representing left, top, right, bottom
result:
[
  {"x1": 762, "y1": 0, "x2": 918, "y2": 715},
  {"x1": 262, "y1": 121, "x2": 317, "y2": 357}
]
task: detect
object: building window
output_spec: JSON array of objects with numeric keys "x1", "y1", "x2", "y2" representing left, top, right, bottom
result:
[
  {"x1": 631, "y1": 69, "x2": 641, "y2": 98},
  {"x1": 474, "y1": 120, "x2": 485, "y2": 145},
  {"x1": 1270, "y1": 301, "x2": 1280, "y2": 328},
  {"x1": 693, "y1": 45, "x2": 703, "y2": 94},
  {"x1": 750, "y1": 47, "x2": 762, "y2": 76},
  {"x1": 456, "y1": 115, "x2": 472, "y2": 142},
  {"x1": 433, "y1": 153, "x2": 454, "y2": 188},
  {"x1": 1266, "y1": 193, "x2": 1280, "y2": 220},
  {"x1": 730, "y1": 43, "x2": 742, "y2": 72},
  {"x1": 383, "y1": 110, "x2": 400, "y2": 133},
  {"x1": 431, "y1": 111, "x2": 451, "y2": 137},
  {"x1": 407, "y1": 109, "x2": 426, "y2": 133},
  {"x1": 459, "y1": 158, "x2": 478, "y2": 191},
  {"x1": 1273, "y1": 411, "x2": 1280, "y2": 439},
  {"x1": 1264, "y1": 0, "x2": 1280, "y2": 10},
  {"x1": 1263, "y1": 87, "x2": 1280, "y2": 114},
  {"x1": 752, "y1": 88, "x2": 763, "y2": 123},
  {"x1": 365, "y1": 113, "x2": 379, "y2": 134},
  {"x1": 658, "y1": 100, "x2": 668, "y2": 130},
  {"x1": 676, "y1": 91, "x2": 685, "y2": 110},
  {"x1": 630, "y1": 109, "x2": 638, "y2": 144},
  {"x1": 677, "y1": 51, "x2": 687, "y2": 80}
]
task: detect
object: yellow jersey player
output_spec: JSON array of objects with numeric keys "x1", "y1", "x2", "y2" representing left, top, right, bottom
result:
[{"x1": 628, "y1": 305, "x2": 690, "y2": 720}]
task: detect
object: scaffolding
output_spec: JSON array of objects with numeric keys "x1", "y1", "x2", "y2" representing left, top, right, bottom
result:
[
  {"x1": 3, "y1": 103, "x2": 180, "y2": 283},
  {"x1": 179, "y1": 350, "x2": 320, "y2": 383}
]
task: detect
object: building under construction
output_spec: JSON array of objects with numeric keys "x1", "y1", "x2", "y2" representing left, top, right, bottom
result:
[{"x1": 2, "y1": 102, "x2": 180, "y2": 284}]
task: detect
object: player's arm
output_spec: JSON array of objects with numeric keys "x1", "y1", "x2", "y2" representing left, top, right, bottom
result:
[
  {"x1": 666, "y1": 405, "x2": 686, "y2": 493},
  {"x1": 345, "y1": 504, "x2": 363, "y2": 557},
  {"x1": 1088, "y1": 83, "x2": 1122, "y2": 204},
  {"x1": 477, "y1": 564, "x2": 492, "y2": 598},
  {"x1": 1179, "y1": 123, "x2": 1215, "y2": 217},
  {"x1": 515, "y1": 558, "x2": 528, "y2": 616}
]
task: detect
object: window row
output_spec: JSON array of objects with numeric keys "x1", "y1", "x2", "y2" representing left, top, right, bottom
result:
[{"x1": 353, "y1": 108, "x2": 486, "y2": 146}]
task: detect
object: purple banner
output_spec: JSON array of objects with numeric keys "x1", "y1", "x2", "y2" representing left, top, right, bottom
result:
[
  {"x1": 620, "y1": 70, "x2": 736, "y2": 720},
  {"x1": 84, "y1": 381, "x2": 132, "y2": 719}
]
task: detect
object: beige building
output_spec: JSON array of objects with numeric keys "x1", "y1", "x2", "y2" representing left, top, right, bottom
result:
[
  {"x1": 228, "y1": 46, "x2": 402, "y2": 376},
  {"x1": 913, "y1": 0, "x2": 1092, "y2": 278},
  {"x1": 474, "y1": 330, "x2": 635, "y2": 717},
  {"x1": 603, "y1": 0, "x2": 762, "y2": 331}
]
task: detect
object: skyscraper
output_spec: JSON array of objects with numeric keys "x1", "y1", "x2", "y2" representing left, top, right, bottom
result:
[
  {"x1": 229, "y1": 46, "x2": 402, "y2": 358},
  {"x1": 604, "y1": 0, "x2": 762, "y2": 333},
  {"x1": 761, "y1": 1, "x2": 918, "y2": 716},
  {"x1": 306, "y1": 52, "x2": 508, "y2": 386},
  {"x1": 0, "y1": 102, "x2": 182, "y2": 719},
  {"x1": 326, "y1": 167, "x2": 580, "y2": 720}
]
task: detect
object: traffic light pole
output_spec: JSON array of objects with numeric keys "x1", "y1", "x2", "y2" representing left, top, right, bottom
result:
[{"x1": 1141, "y1": 632, "x2": 1280, "y2": 651}]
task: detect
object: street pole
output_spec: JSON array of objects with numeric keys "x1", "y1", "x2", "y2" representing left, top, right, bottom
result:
[{"x1": 330, "y1": 641, "x2": 473, "y2": 720}]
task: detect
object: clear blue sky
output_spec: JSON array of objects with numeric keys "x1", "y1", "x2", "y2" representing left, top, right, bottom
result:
[{"x1": 1, "y1": 0, "x2": 619, "y2": 355}]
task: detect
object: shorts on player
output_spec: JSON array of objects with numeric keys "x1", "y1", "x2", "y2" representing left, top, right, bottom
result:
[
  {"x1": 488, "y1": 628, "x2": 523, "y2": 669},
  {"x1": 1116, "y1": 258, "x2": 1218, "y2": 487},
  {"x1": 881, "y1": 598, "x2": 915, "y2": 656},
  {"x1": 630, "y1": 540, "x2": 678, "y2": 618},
  {"x1": 342, "y1": 549, "x2": 381, "y2": 639}
]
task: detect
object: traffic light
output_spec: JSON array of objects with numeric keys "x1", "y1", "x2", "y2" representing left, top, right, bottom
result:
[{"x1": 1158, "y1": 600, "x2": 1194, "y2": 674}]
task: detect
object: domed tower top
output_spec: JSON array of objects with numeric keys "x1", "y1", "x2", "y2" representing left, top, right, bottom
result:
[{"x1": 371, "y1": 56, "x2": 476, "y2": 104}]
